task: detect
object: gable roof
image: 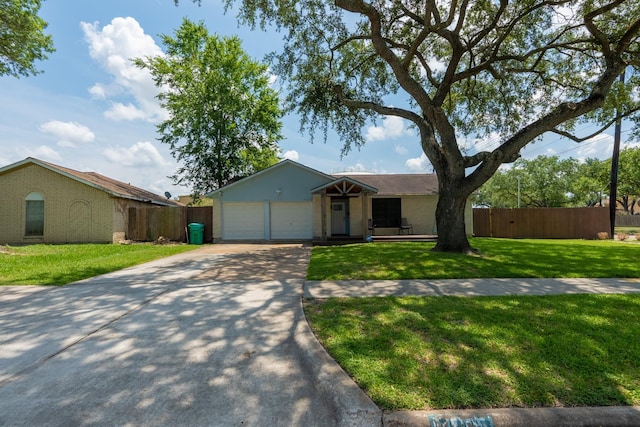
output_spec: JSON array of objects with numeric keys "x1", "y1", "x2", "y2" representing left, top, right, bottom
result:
[
  {"x1": 203, "y1": 159, "x2": 440, "y2": 198},
  {"x1": 311, "y1": 176, "x2": 378, "y2": 195},
  {"x1": 336, "y1": 174, "x2": 438, "y2": 196},
  {"x1": 206, "y1": 158, "x2": 335, "y2": 197},
  {"x1": 0, "y1": 157, "x2": 180, "y2": 206}
]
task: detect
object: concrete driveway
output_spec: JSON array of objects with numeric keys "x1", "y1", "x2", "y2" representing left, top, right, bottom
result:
[{"x1": 0, "y1": 244, "x2": 378, "y2": 427}]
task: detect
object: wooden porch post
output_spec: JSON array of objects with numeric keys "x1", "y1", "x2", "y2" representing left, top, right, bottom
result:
[
  {"x1": 362, "y1": 192, "x2": 368, "y2": 241},
  {"x1": 321, "y1": 190, "x2": 327, "y2": 241}
]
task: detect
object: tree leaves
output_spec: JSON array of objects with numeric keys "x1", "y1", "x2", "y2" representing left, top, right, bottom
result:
[
  {"x1": 135, "y1": 18, "x2": 282, "y2": 196},
  {"x1": 0, "y1": 0, "x2": 55, "y2": 77}
]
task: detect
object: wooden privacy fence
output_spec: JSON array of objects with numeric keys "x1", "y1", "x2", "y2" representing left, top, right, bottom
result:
[
  {"x1": 616, "y1": 214, "x2": 640, "y2": 227},
  {"x1": 128, "y1": 206, "x2": 213, "y2": 242},
  {"x1": 473, "y1": 207, "x2": 610, "y2": 239}
]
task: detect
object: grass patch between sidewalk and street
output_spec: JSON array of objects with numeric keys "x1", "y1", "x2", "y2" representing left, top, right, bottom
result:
[
  {"x1": 305, "y1": 293, "x2": 640, "y2": 410},
  {"x1": 0, "y1": 243, "x2": 197, "y2": 286},
  {"x1": 307, "y1": 238, "x2": 640, "y2": 280}
]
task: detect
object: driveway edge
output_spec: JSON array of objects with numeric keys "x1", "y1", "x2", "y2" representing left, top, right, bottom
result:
[{"x1": 295, "y1": 298, "x2": 382, "y2": 427}]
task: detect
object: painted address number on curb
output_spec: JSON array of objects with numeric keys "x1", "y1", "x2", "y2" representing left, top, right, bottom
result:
[{"x1": 429, "y1": 415, "x2": 495, "y2": 427}]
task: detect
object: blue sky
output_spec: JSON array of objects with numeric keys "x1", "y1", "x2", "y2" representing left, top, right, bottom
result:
[{"x1": 0, "y1": 0, "x2": 633, "y2": 197}]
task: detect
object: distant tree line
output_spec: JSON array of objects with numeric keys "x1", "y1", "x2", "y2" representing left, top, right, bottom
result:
[{"x1": 473, "y1": 147, "x2": 640, "y2": 213}]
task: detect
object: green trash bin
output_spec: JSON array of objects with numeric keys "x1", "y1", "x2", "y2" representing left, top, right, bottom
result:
[{"x1": 188, "y1": 223, "x2": 205, "y2": 245}]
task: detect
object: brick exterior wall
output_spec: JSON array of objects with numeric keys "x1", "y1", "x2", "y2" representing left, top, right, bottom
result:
[{"x1": 0, "y1": 164, "x2": 145, "y2": 244}]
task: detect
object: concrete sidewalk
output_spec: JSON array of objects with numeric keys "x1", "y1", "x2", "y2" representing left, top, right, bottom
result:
[
  {"x1": 304, "y1": 277, "x2": 640, "y2": 427},
  {"x1": 305, "y1": 277, "x2": 640, "y2": 299}
]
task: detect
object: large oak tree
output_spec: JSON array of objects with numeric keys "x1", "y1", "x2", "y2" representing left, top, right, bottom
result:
[{"x1": 181, "y1": 0, "x2": 639, "y2": 252}]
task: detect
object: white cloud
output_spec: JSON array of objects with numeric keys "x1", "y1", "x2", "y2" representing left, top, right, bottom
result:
[
  {"x1": 88, "y1": 83, "x2": 109, "y2": 99},
  {"x1": 394, "y1": 144, "x2": 408, "y2": 155},
  {"x1": 104, "y1": 102, "x2": 149, "y2": 122},
  {"x1": 347, "y1": 163, "x2": 367, "y2": 172},
  {"x1": 81, "y1": 17, "x2": 167, "y2": 123},
  {"x1": 23, "y1": 145, "x2": 63, "y2": 162},
  {"x1": 102, "y1": 141, "x2": 167, "y2": 167},
  {"x1": 366, "y1": 116, "x2": 410, "y2": 142},
  {"x1": 574, "y1": 133, "x2": 614, "y2": 160},
  {"x1": 282, "y1": 150, "x2": 299, "y2": 161},
  {"x1": 39, "y1": 120, "x2": 95, "y2": 147},
  {"x1": 405, "y1": 153, "x2": 430, "y2": 172}
]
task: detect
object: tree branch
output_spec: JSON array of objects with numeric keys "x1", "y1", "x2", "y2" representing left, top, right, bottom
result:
[{"x1": 550, "y1": 105, "x2": 640, "y2": 142}]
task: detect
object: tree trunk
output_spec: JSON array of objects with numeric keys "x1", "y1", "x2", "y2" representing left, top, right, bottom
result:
[{"x1": 432, "y1": 184, "x2": 474, "y2": 253}]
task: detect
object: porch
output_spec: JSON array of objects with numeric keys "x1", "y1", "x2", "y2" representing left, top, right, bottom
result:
[
  {"x1": 313, "y1": 234, "x2": 438, "y2": 245},
  {"x1": 371, "y1": 234, "x2": 438, "y2": 242}
]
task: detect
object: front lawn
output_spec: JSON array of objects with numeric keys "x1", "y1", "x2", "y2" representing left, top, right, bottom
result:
[
  {"x1": 0, "y1": 244, "x2": 197, "y2": 286},
  {"x1": 307, "y1": 238, "x2": 640, "y2": 280},
  {"x1": 305, "y1": 293, "x2": 640, "y2": 410}
]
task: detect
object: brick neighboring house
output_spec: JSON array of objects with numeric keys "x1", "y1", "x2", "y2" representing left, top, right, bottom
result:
[{"x1": 0, "y1": 157, "x2": 180, "y2": 244}]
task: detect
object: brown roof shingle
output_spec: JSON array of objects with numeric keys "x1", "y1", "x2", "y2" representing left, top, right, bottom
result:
[
  {"x1": 1, "y1": 157, "x2": 180, "y2": 206},
  {"x1": 337, "y1": 174, "x2": 438, "y2": 196}
]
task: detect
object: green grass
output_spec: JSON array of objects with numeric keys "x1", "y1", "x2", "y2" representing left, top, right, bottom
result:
[
  {"x1": 0, "y1": 244, "x2": 197, "y2": 286},
  {"x1": 617, "y1": 226, "x2": 640, "y2": 234},
  {"x1": 307, "y1": 238, "x2": 640, "y2": 280},
  {"x1": 305, "y1": 294, "x2": 640, "y2": 410}
]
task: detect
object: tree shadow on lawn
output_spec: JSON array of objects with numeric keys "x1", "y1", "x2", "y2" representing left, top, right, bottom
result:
[
  {"x1": 308, "y1": 240, "x2": 640, "y2": 280},
  {"x1": 472, "y1": 239, "x2": 640, "y2": 278},
  {"x1": 306, "y1": 293, "x2": 640, "y2": 410}
]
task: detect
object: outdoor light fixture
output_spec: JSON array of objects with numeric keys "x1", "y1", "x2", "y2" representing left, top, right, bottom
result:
[{"x1": 276, "y1": 188, "x2": 282, "y2": 196}]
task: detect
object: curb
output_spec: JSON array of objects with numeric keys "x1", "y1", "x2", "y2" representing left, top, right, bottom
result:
[
  {"x1": 294, "y1": 298, "x2": 382, "y2": 426},
  {"x1": 384, "y1": 406, "x2": 640, "y2": 426}
]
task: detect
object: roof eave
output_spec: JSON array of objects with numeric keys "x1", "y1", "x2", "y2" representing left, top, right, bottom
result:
[
  {"x1": 2, "y1": 157, "x2": 175, "y2": 205},
  {"x1": 311, "y1": 176, "x2": 379, "y2": 194},
  {"x1": 206, "y1": 159, "x2": 337, "y2": 198}
]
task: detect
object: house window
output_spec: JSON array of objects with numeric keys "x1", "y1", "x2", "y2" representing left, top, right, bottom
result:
[
  {"x1": 372, "y1": 198, "x2": 401, "y2": 227},
  {"x1": 25, "y1": 192, "x2": 44, "y2": 237}
]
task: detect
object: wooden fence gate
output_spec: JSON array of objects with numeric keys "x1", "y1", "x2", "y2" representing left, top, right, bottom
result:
[
  {"x1": 128, "y1": 206, "x2": 213, "y2": 243},
  {"x1": 473, "y1": 207, "x2": 610, "y2": 239}
]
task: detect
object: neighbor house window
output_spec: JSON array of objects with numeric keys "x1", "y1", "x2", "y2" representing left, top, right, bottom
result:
[
  {"x1": 25, "y1": 192, "x2": 44, "y2": 237},
  {"x1": 372, "y1": 198, "x2": 401, "y2": 227}
]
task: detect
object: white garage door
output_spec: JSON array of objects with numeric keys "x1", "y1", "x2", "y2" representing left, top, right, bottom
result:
[
  {"x1": 222, "y1": 202, "x2": 264, "y2": 240},
  {"x1": 271, "y1": 202, "x2": 312, "y2": 240}
]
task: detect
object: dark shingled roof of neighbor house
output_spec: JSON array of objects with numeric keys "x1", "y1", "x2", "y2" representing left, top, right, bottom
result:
[{"x1": 337, "y1": 174, "x2": 439, "y2": 196}]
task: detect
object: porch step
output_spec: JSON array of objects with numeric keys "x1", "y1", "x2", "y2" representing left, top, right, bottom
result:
[{"x1": 372, "y1": 234, "x2": 438, "y2": 242}]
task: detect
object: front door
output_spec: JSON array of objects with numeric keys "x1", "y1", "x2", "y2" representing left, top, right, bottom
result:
[{"x1": 331, "y1": 200, "x2": 348, "y2": 235}]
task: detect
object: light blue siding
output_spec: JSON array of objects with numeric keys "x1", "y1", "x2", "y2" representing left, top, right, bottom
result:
[{"x1": 215, "y1": 161, "x2": 333, "y2": 202}]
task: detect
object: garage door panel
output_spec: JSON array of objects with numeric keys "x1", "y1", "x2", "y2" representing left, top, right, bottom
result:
[
  {"x1": 223, "y1": 203, "x2": 264, "y2": 240},
  {"x1": 271, "y1": 202, "x2": 312, "y2": 239}
]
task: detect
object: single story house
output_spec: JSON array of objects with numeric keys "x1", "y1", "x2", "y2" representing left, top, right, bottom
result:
[
  {"x1": 0, "y1": 157, "x2": 180, "y2": 244},
  {"x1": 206, "y1": 159, "x2": 473, "y2": 242}
]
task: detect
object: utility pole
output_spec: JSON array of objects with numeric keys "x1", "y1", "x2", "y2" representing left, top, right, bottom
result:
[{"x1": 609, "y1": 70, "x2": 625, "y2": 238}]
